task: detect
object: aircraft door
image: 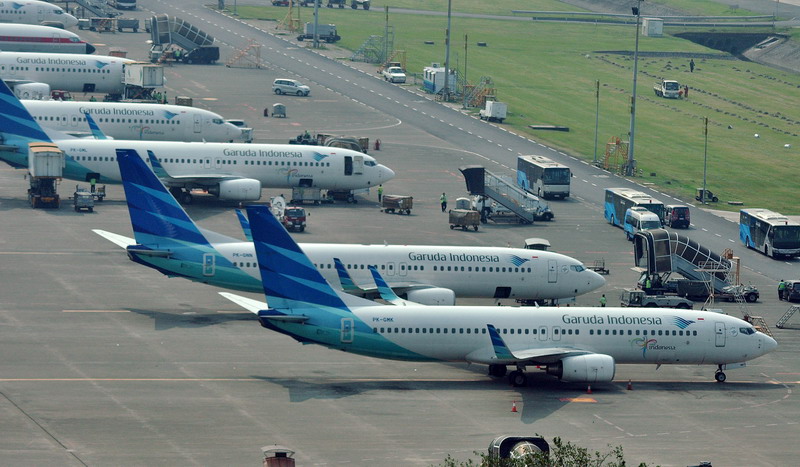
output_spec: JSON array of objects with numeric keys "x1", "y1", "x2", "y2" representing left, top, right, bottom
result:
[
  {"x1": 340, "y1": 318, "x2": 354, "y2": 344},
  {"x1": 38, "y1": 7, "x2": 46, "y2": 22},
  {"x1": 202, "y1": 253, "x2": 215, "y2": 276},
  {"x1": 538, "y1": 326, "x2": 547, "y2": 341},
  {"x1": 399, "y1": 262, "x2": 408, "y2": 277},
  {"x1": 552, "y1": 326, "x2": 562, "y2": 341},
  {"x1": 715, "y1": 322, "x2": 726, "y2": 347},
  {"x1": 194, "y1": 114, "x2": 202, "y2": 133},
  {"x1": 547, "y1": 260, "x2": 558, "y2": 283},
  {"x1": 353, "y1": 155, "x2": 364, "y2": 174},
  {"x1": 344, "y1": 156, "x2": 353, "y2": 176}
]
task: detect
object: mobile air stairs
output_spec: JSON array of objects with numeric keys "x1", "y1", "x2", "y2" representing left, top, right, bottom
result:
[
  {"x1": 634, "y1": 229, "x2": 772, "y2": 336},
  {"x1": 74, "y1": 0, "x2": 119, "y2": 19},
  {"x1": 149, "y1": 14, "x2": 218, "y2": 64},
  {"x1": 459, "y1": 166, "x2": 552, "y2": 224}
]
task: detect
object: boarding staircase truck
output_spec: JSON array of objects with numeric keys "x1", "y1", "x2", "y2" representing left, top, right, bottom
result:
[
  {"x1": 27, "y1": 143, "x2": 65, "y2": 209},
  {"x1": 460, "y1": 165, "x2": 553, "y2": 224},
  {"x1": 149, "y1": 14, "x2": 219, "y2": 64}
]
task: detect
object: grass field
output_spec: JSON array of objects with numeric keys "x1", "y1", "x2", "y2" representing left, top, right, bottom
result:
[{"x1": 231, "y1": 1, "x2": 799, "y2": 214}]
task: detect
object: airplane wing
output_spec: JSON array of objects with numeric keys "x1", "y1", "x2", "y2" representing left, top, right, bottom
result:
[
  {"x1": 465, "y1": 325, "x2": 591, "y2": 365},
  {"x1": 92, "y1": 229, "x2": 134, "y2": 248},
  {"x1": 146, "y1": 150, "x2": 242, "y2": 185}
]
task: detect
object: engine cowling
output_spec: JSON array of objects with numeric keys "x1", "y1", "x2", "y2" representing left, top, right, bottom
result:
[
  {"x1": 406, "y1": 287, "x2": 456, "y2": 306},
  {"x1": 547, "y1": 354, "x2": 615, "y2": 383},
  {"x1": 208, "y1": 178, "x2": 262, "y2": 201},
  {"x1": 14, "y1": 83, "x2": 51, "y2": 100}
]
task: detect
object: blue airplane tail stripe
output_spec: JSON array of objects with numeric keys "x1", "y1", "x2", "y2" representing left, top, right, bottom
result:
[
  {"x1": 0, "y1": 79, "x2": 53, "y2": 143},
  {"x1": 116, "y1": 149, "x2": 210, "y2": 246},
  {"x1": 246, "y1": 205, "x2": 350, "y2": 313}
]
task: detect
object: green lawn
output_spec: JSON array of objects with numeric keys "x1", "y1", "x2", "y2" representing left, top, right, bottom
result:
[{"x1": 229, "y1": 2, "x2": 799, "y2": 214}]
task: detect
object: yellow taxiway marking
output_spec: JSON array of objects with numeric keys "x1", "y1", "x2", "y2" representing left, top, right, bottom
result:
[
  {"x1": 63, "y1": 310, "x2": 130, "y2": 313},
  {"x1": 559, "y1": 397, "x2": 597, "y2": 403}
]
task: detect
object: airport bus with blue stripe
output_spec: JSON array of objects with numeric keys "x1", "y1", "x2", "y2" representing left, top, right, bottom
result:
[
  {"x1": 604, "y1": 187, "x2": 665, "y2": 228},
  {"x1": 739, "y1": 208, "x2": 800, "y2": 259},
  {"x1": 516, "y1": 155, "x2": 571, "y2": 199}
]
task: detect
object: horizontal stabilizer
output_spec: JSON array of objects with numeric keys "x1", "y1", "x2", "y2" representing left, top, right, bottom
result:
[
  {"x1": 92, "y1": 229, "x2": 134, "y2": 249},
  {"x1": 127, "y1": 247, "x2": 172, "y2": 258},
  {"x1": 219, "y1": 292, "x2": 268, "y2": 314}
]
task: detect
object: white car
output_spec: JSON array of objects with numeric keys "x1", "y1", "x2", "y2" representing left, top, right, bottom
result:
[
  {"x1": 382, "y1": 66, "x2": 406, "y2": 83},
  {"x1": 272, "y1": 78, "x2": 311, "y2": 96}
]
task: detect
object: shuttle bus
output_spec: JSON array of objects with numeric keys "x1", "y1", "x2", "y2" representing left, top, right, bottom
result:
[
  {"x1": 517, "y1": 155, "x2": 571, "y2": 199},
  {"x1": 604, "y1": 187, "x2": 665, "y2": 228},
  {"x1": 739, "y1": 208, "x2": 800, "y2": 259}
]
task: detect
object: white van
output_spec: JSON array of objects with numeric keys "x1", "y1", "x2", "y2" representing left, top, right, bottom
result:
[
  {"x1": 272, "y1": 78, "x2": 311, "y2": 96},
  {"x1": 623, "y1": 206, "x2": 662, "y2": 240}
]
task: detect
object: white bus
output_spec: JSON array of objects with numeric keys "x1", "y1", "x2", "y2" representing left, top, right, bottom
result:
[
  {"x1": 516, "y1": 155, "x2": 571, "y2": 199},
  {"x1": 604, "y1": 187, "x2": 665, "y2": 228},
  {"x1": 739, "y1": 209, "x2": 800, "y2": 259}
]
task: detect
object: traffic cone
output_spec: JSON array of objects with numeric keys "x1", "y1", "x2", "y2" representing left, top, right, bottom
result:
[
  {"x1": 511, "y1": 401, "x2": 518, "y2": 413},
  {"x1": 627, "y1": 380, "x2": 633, "y2": 390},
  {"x1": 586, "y1": 385, "x2": 592, "y2": 394}
]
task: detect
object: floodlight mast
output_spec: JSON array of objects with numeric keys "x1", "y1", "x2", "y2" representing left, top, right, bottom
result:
[{"x1": 626, "y1": 0, "x2": 643, "y2": 176}]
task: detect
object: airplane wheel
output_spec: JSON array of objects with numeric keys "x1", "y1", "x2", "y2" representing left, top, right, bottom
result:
[
  {"x1": 181, "y1": 192, "x2": 193, "y2": 204},
  {"x1": 715, "y1": 371, "x2": 727, "y2": 383},
  {"x1": 508, "y1": 371, "x2": 527, "y2": 387}
]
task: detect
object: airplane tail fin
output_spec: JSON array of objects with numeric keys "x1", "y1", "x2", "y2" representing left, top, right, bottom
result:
[
  {"x1": 368, "y1": 265, "x2": 412, "y2": 306},
  {"x1": 115, "y1": 148, "x2": 211, "y2": 247},
  {"x1": 333, "y1": 258, "x2": 370, "y2": 294},
  {"x1": 0, "y1": 78, "x2": 53, "y2": 144},
  {"x1": 246, "y1": 205, "x2": 355, "y2": 315}
]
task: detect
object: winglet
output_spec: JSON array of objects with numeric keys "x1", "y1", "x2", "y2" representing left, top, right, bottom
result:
[
  {"x1": 145, "y1": 150, "x2": 172, "y2": 178},
  {"x1": 333, "y1": 258, "x2": 367, "y2": 293},
  {"x1": 83, "y1": 112, "x2": 109, "y2": 139},
  {"x1": 235, "y1": 209, "x2": 253, "y2": 241},
  {"x1": 368, "y1": 265, "x2": 410, "y2": 306},
  {"x1": 487, "y1": 324, "x2": 515, "y2": 360}
]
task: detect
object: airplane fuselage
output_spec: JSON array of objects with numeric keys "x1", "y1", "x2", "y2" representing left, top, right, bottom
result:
[
  {"x1": 0, "y1": 0, "x2": 79, "y2": 28},
  {"x1": 23, "y1": 100, "x2": 242, "y2": 142},
  {"x1": 0, "y1": 52, "x2": 133, "y2": 95},
  {"x1": 131, "y1": 240, "x2": 605, "y2": 301},
  {"x1": 0, "y1": 24, "x2": 94, "y2": 54}
]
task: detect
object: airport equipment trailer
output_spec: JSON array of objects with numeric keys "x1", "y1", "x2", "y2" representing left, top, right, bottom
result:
[{"x1": 381, "y1": 195, "x2": 412, "y2": 214}]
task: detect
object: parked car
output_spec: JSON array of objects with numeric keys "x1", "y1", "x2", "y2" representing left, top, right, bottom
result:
[
  {"x1": 273, "y1": 79, "x2": 310, "y2": 96},
  {"x1": 381, "y1": 66, "x2": 406, "y2": 83},
  {"x1": 665, "y1": 204, "x2": 690, "y2": 228}
]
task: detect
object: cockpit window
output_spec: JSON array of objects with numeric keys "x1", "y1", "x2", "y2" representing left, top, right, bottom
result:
[
  {"x1": 570, "y1": 265, "x2": 585, "y2": 272},
  {"x1": 364, "y1": 160, "x2": 376, "y2": 166},
  {"x1": 739, "y1": 327, "x2": 755, "y2": 335},
  {"x1": 213, "y1": 118, "x2": 224, "y2": 124}
]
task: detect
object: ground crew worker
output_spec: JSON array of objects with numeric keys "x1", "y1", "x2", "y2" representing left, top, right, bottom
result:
[
  {"x1": 440, "y1": 193, "x2": 447, "y2": 212},
  {"x1": 377, "y1": 185, "x2": 383, "y2": 203},
  {"x1": 89, "y1": 95, "x2": 97, "y2": 102},
  {"x1": 90, "y1": 177, "x2": 97, "y2": 194},
  {"x1": 645, "y1": 276, "x2": 652, "y2": 292},
  {"x1": 600, "y1": 294, "x2": 606, "y2": 307},
  {"x1": 779, "y1": 279, "x2": 786, "y2": 300}
]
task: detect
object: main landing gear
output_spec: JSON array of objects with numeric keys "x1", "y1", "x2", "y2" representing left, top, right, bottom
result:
[
  {"x1": 715, "y1": 365, "x2": 727, "y2": 383},
  {"x1": 488, "y1": 364, "x2": 528, "y2": 387},
  {"x1": 170, "y1": 187, "x2": 193, "y2": 204}
]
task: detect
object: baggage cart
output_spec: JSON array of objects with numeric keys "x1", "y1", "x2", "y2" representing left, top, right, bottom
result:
[
  {"x1": 381, "y1": 195, "x2": 412, "y2": 215},
  {"x1": 272, "y1": 103, "x2": 286, "y2": 118},
  {"x1": 449, "y1": 209, "x2": 480, "y2": 231}
]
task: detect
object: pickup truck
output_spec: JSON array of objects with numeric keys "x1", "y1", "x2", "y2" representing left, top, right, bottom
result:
[
  {"x1": 654, "y1": 79, "x2": 681, "y2": 98},
  {"x1": 381, "y1": 66, "x2": 406, "y2": 83}
]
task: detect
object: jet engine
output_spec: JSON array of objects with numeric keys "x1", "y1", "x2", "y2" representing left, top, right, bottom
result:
[
  {"x1": 406, "y1": 288, "x2": 456, "y2": 306},
  {"x1": 14, "y1": 83, "x2": 51, "y2": 100},
  {"x1": 208, "y1": 178, "x2": 262, "y2": 201},
  {"x1": 546, "y1": 354, "x2": 615, "y2": 383}
]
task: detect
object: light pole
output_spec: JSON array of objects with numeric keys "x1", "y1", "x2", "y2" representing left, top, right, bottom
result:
[
  {"x1": 702, "y1": 116, "x2": 708, "y2": 205},
  {"x1": 442, "y1": 0, "x2": 452, "y2": 100},
  {"x1": 625, "y1": 0, "x2": 642, "y2": 176},
  {"x1": 593, "y1": 79, "x2": 600, "y2": 165}
]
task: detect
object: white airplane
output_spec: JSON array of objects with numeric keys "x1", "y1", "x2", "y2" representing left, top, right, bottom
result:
[
  {"x1": 0, "y1": 79, "x2": 395, "y2": 202},
  {"x1": 220, "y1": 204, "x2": 778, "y2": 387},
  {"x1": 0, "y1": 0, "x2": 78, "y2": 29},
  {"x1": 22, "y1": 99, "x2": 243, "y2": 142},
  {"x1": 0, "y1": 23, "x2": 94, "y2": 53},
  {"x1": 93, "y1": 149, "x2": 605, "y2": 305},
  {"x1": 0, "y1": 51, "x2": 134, "y2": 97}
]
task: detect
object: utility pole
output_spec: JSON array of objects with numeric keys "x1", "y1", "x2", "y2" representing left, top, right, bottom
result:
[
  {"x1": 625, "y1": 0, "x2": 643, "y2": 176},
  {"x1": 462, "y1": 34, "x2": 468, "y2": 108},
  {"x1": 593, "y1": 79, "x2": 600, "y2": 165},
  {"x1": 442, "y1": 0, "x2": 452, "y2": 100},
  {"x1": 702, "y1": 116, "x2": 709, "y2": 205}
]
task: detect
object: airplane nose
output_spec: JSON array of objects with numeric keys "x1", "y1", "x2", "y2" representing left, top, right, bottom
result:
[
  {"x1": 86, "y1": 43, "x2": 96, "y2": 54},
  {"x1": 380, "y1": 165, "x2": 395, "y2": 181},
  {"x1": 63, "y1": 14, "x2": 79, "y2": 29},
  {"x1": 584, "y1": 269, "x2": 606, "y2": 293},
  {"x1": 763, "y1": 335, "x2": 778, "y2": 353}
]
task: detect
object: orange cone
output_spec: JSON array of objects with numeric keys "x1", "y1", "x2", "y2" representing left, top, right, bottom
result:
[
  {"x1": 586, "y1": 385, "x2": 592, "y2": 394},
  {"x1": 511, "y1": 401, "x2": 518, "y2": 413},
  {"x1": 627, "y1": 380, "x2": 633, "y2": 390}
]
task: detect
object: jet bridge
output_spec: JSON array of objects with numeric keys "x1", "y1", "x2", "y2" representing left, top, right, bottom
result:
[
  {"x1": 633, "y1": 229, "x2": 733, "y2": 293},
  {"x1": 459, "y1": 166, "x2": 552, "y2": 224}
]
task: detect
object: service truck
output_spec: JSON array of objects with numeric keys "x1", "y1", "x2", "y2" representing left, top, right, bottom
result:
[
  {"x1": 479, "y1": 100, "x2": 507, "y2": 123},
  {"x1": 296, "y1": 23, "x2": 341, "y2": 43},
  {"x1": 620, "y1": 289, "x2": 693, "y2": 309},
  {"x1": 27, "y1": 143, "x2": 65, "y2": 209},
  {"x1": 653, "y1": 79, "x2": 681, "y2": 98}
]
